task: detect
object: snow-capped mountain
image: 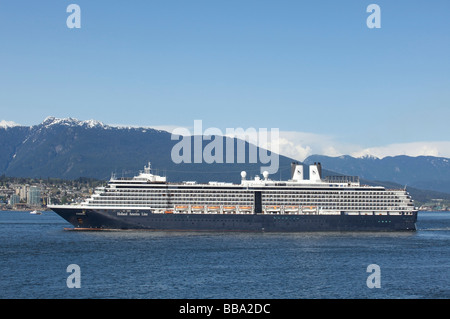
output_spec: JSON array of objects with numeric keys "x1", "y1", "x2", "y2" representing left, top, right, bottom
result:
[
  {"x1": 0, "y1": 116, "x2": 293, "y2": 183},
  {"x1": 40, "y1": 116, "x2": 108, "y2": 129},
  {"x1": 1, "y1": 116, "x2": 449, "y2": 195},
  {"x1": 0, "y1": 120, "x2": 21, "y2": 129}
]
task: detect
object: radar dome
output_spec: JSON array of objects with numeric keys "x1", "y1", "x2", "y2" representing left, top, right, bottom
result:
[
  {"x1": 241, "y1": 171, "x2": 247, "y2": 179},
  {"x1": 263, "y1": 171, "x2": 269, "y2": 180}
]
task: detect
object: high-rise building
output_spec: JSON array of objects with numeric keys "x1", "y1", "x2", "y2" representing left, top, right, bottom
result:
[
  {"x1": 27, "y1": 186, "x2": 41, "y2": 206},
  {"x1": 8, "y1": 194, "x2": 20, "y2": 206},
  {"x1": 18, "y1": 185, "x2": 29, "y2": 201}
]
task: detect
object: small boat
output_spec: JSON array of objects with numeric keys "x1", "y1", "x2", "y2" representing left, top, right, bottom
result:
[{"x1": 30, "y1": 210, "x2": 42, "y2": 215}]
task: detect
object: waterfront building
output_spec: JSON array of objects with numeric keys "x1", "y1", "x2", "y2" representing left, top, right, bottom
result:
[{"x1": 27, "y1": 186, "x2": 41, "y2": 206}]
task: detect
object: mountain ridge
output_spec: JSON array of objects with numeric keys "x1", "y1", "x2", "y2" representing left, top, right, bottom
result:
[
  {"x1": 1, "y1": 117, "x2": 449, "y2": 203},
  {"x1": 0, "y1": 116, "x2": 294, "y2": 182}
]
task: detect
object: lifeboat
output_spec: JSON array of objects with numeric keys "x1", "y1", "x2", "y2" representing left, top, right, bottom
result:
[
  {"x1": 207, "y1": 206, "x2": 220, "y2": 212},
  {"x1": 239, "y1": 206, "x2": 252, "y2": 210},
  {"x1": 301, "y1": 206, "x2": 317, "y2": 212},
  {"x1": 164, "y1": 210, "x2": 173, "y2": 214},
  {"x1": 223, "y1": 206, "x2": 236, "y2": 211},
  {"x1": 265, "y1": 206, "x2": 280, "y2": 210},
  {"x1": 191, "y1": 206, "x2": 204, "y2": 210},
  {"x1": 175, "y1": 205, "x2": 188, "y2": 210}
]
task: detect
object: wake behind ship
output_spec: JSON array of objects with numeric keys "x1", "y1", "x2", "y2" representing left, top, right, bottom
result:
[{"x1": 48, "y1": 162, "x2": 418, "y2": 232}]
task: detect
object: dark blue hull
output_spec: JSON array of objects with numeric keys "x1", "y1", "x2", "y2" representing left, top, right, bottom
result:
[{"x1": 51, "y1": 208, "x2": 418, "y2": 232}]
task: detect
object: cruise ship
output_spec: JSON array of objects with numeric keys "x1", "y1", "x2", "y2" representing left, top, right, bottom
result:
[{"x1": 48, "y1": 162, "x2": 418, "y2": 232}]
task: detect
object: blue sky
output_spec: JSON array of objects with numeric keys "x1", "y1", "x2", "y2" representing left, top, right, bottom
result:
[{"x1": 0, "y1": 1, "x2": 449, "y2": 160}]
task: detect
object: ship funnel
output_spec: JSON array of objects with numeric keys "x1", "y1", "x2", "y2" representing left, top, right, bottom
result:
[
  {"x1": 309, "y1": 163, "x2": 322, "y2": 182},
  {"x1": 291, "y1": 162, "x2": 303, "y2": 181}
]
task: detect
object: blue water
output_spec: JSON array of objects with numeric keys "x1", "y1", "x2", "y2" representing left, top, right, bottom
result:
[{"x1": 0, "y1": 211, "x2": 449, "y2": 299}]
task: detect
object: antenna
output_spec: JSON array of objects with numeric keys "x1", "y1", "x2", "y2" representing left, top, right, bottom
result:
[{"x1": 144, "y1": 161, "x2": 151, "y2": 174}]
